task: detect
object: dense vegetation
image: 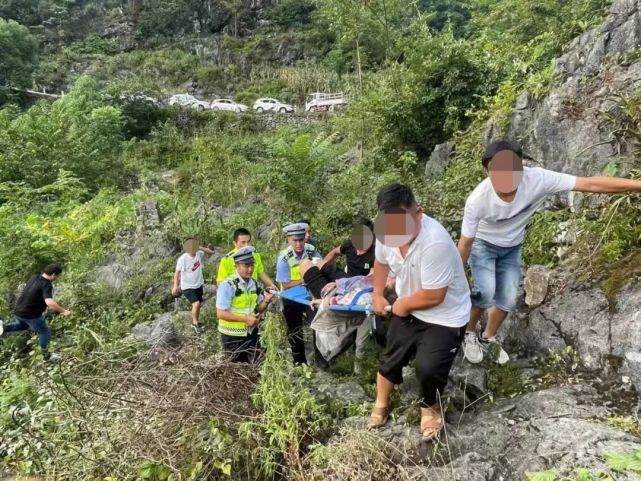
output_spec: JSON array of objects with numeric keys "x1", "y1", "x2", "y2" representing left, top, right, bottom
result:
[{"x1": 3, "y1": 0, "x2": 641, "y2": 479}]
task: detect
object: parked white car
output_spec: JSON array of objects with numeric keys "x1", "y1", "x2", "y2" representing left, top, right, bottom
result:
[
  {"x1": 168, "y1": 94, "x2": 210, "y2": 111},
  {"x1": 210, "y1": 99, "x2": 248, "y2": 112},
  {"x1": 253, "y1": 98, "x2": 294, "y2": 114}
]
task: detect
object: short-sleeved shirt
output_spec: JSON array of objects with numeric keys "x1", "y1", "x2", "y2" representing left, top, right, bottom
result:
[
  {"x1": 216, "y1": 249, "x2": 265, "y2": 283},
  {"x1": 340, "y1": 240, "x2": 374, "y2": 277},
  {"x1": 461, "y1": 167, "x2": 577, "y2": 247},
  {"x1": 275, "y1": 246, "x2": 322, "y2": 283},
  {"x1": 14, "y1": 274, "x2": 53, "y2": 319},
  {"x1": 175, "y1": 251, "x2": 205, "y2": 290},
  {"x1": 216, "y1": 275, "x2": 263, "y2": 310},
  {"x1": 375, "y1": 214, "x2": 470, "y2": 328}
]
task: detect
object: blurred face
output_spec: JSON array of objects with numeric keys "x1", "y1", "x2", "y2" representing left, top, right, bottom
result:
[
  {"x1": 183, "y1": 238, "x2": 199, "y2": 256},
  {"x1": 288, "y1": 236, "x2": 306, "y2": 254},
  {"x1": 234, "y1": 235, "x2": 251, "y2": 249},
  {"x1": 305, "y1": 227, "x2": 312, "y2": 242},
  {"x1": 236, "y1": 262, "x2": 254, "y2": 280},
  {"x1": 350, "y1": 223, "x2": 374, "y2": 253},
  {"x1": 487, "y1": 150, "x2": 523, "y2": 196},
  {"x1": 373, "y1": 205, "x2": 423, "y2": 248}
]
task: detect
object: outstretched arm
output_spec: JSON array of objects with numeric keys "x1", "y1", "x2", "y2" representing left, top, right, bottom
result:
[
  {"x1": 324, "y1": 245, "x2": 342, "y2": 263},
  {"x1": 574, "y1": 176, "x2": 641, "y2": 193},
  {"x1": 199, "y1": 246, "x2": 216, "y2": 256}
]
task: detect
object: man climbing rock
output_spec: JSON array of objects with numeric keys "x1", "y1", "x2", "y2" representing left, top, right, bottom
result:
[
  {"x1": 216, "y1": 246, "x2": 274, "y2": 363},
  {"x1": 172, "y1": 237, "x2": 216, "y2": 334},
  {"x1": 368, "y1": 184, "x2": 470, "y2": 442},
  {"x1": 0, "y1": 263, "x2": 71, "y2": 363},
  {"x1": 275, "y1": 222, "x2": 323, "y2": 365},
  {"x1": 216, "y1": 227, "x2": 276, "y2": 290},
  {"x1": 459, "y1": 139, "x2": 641, "y2": 365}
]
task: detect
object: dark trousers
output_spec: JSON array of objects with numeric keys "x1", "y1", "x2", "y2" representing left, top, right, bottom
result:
[
  {"x1": 379, "y1": 315, "x2": 465, "y2": 407},
  {"x1": 3, "y1": 315, "x2": 50, "y2": 352},
  {"x1": 282, "y1": 299, "x2": 327, "y2": 366},
  {"x1": 221, "y1": 329, "x2": 261, "y2": 363}
]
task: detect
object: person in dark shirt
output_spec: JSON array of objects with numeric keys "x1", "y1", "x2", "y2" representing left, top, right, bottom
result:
[
  {"x1": 324, "y1": 217, "x2": 375, "y2": 276},
  {"x1": 323, "y1": 217, "x2": 389, "y2": 348},
  {"x1": 0, "y1": 263, "x2": 71, "y2": 362}
]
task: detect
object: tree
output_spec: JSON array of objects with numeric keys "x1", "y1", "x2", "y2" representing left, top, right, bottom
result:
[
  {"x1": 0, "y1": 0, "x2": 40, "y2": 26},
  {"x1": 0, "y1": 19, "x2": 37, "y2": 88}
]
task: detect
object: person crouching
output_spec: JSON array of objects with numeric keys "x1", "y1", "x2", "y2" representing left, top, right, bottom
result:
[{"x1": 216, "y1": 246, "x2": 274, "y2": 363}]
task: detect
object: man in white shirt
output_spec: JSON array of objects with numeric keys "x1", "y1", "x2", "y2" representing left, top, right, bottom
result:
[
  {"x1": 172, "y1": 237, "x2": 216, "y2": 334},
  {"x1": 368, "y1": 184, "x2": 471, "y2": 442},
  {"x1": 459, "y1": 140, "x2": 641, "y2": 364}
]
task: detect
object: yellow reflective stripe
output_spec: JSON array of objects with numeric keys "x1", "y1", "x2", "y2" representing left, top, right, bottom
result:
[{"x1": 218, "y1": 318, "x2": 247, "y2": 336}]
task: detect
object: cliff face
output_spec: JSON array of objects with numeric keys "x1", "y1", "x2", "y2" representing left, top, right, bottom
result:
[{"x1": 504, "y1": 0, "x2": 641, "y2": 177}]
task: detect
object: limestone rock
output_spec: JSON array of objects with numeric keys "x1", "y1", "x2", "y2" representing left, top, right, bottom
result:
[
  {"x1": 313, "y1": 372, "x2": 368, "y2": 405},
  {"x1": 424, "y1": 142, "x2": 454, "y2": 177},
  {"x1": 95, "y1": 263, "x2": 131, "y2": 289},
  {"x1": 132, "y1": 312, "x2": 180, "y2": 349},
  {"x1": 135, "y1": 201, "x2": 161, "y2": 230},
  {"x1": 524, "y1": 265, "x2": 552, "y2": 307}
]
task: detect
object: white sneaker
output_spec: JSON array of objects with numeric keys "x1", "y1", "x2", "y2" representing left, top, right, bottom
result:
[
  {"x1": 463, "y1": 332, "x2": 483, "y2": 364},
  {"x1": 482, "y1": 336, "x2": 510, "y2": 365}
]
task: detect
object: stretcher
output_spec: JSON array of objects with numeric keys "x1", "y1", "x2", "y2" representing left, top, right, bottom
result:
[{"x1": 277, "y1": 285, "x2": 375, "y2": 313}]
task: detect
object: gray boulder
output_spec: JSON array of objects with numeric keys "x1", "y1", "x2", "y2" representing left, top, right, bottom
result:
[
  {"x1": 313, "y1": 372, "x2": 368, "y2": 405},
  {"x1": 524, "y1": 265, "x2": 552, "y2": 307},
  {"x1": 135, "y1": 201, "x2": 162, "y2": 230},
  {"x1": 132, "y1": 312, "x2": 180, "y2": 349},
  {"x1": 95, "y1": 263, "x2": 131, "y2": 289},
  {"x1": 425, "y1": 142, "x2": 454, "y2": 177},
  {"x1": 339, "y1": 385, "x2": 641, "y2": 480}
]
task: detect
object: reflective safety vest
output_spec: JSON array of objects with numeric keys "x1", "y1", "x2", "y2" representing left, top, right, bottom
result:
[
  {"x1": 278, "y1": 244, "x2": 317, "y2": 283},
  {"x1": 218, "y1": 276, "x2": 262, "y2": 337}
]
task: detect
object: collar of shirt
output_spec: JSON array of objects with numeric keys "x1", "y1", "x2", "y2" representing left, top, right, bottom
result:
[
  {"x1": 390, "y1": 215, "x2": 428, "y2": 262},
  {"x1": 233, "y1": 273, "x2": 256, "y2": 290}
]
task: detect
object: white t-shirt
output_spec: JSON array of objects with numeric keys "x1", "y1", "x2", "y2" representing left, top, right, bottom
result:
[
  {"x1": 375, "y1": 214, "x2": 471, "y2": 328},
  {"x1": 175, "y1": 251, "x2": 205, "y2": 290},
  {"x1": 461, "y1": 167, "x2": 577, "y2": 247}
]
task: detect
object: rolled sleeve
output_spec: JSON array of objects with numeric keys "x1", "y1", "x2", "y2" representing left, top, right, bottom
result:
[
  {"x1": 275, "y1": 257, "x2": 291, "y2": 283},
  {"x1": 216, "y1": 282, "x2": 235, "y2": 310},
  {"x1": 375, "y1": 240, "x2": 389, "y2": 265},
  {"x1": 460, "y1": 201, "x2": 479, "y2": 239},
  {"x1": 420, "y1": 242, "x2": 455, "y2": 289},
  {"x1": 542, "y1": 169, "x2": 577, "y2": 194}
]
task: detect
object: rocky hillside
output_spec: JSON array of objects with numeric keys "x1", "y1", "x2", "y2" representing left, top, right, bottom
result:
[{"x1": 3, "y1": 0, "x2": 641, "y2": 480}]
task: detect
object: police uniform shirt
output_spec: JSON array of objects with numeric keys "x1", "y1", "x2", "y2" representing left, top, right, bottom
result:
[
  {"x1": 275, "y1": 245, "x2": 322, "y2": 283},
  {"x1": 216, "y1": 274, "x2": 263, "y2": 311}
]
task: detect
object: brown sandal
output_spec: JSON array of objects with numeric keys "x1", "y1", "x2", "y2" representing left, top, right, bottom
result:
[
  {"x1": 420, "y1": 408, "x2": 443, "y2": 442},
  {"x1": 367, "y1": 406, "x2": 389, "y2": 429}
]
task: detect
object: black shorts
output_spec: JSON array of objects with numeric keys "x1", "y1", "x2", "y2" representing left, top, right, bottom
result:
[
  {"x1": 182, "y1": 286, "x2": 203, "y2": 304},
  {"x1": 379, "y1": 315, "x2": 466, "y2": 406},
  {"x1": 303, "y1": 263, "x2": 348, "y2": 299}
]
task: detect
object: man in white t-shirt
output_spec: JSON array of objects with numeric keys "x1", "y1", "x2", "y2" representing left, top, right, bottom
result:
[
  {"x1": 367, "y1": 183, "x2": 470, "y2": 442},
  {"x1": 172, "y1": 237, "x2": 216, "y2": 334},
  {"x1": 459, "y1": 140, "x2": 641, "y2": 365}
]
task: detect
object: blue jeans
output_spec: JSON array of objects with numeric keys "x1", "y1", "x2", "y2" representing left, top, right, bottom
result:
[
  {"x1": 469, "y1": 239, "x2": 522, "y2": 312},
  {"x1": 3, "y1": 315, "x2": 50, "y2": 351}
]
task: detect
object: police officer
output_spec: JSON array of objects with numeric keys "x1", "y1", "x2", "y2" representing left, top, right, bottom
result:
[
  {"x1": 215, "y1": 227, "x2": 276, "y2": 289},
  {"x1": 275, "y1": 222, "x2": 323, "y2": 365},
  {"x1": 216, "y1": 246, "x2": 274, "y2": 363}
]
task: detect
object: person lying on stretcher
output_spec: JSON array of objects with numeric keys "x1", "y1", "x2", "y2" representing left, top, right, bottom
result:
[{"x1": 299, "y1": 259, "x2": 395, "y2": 307}]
